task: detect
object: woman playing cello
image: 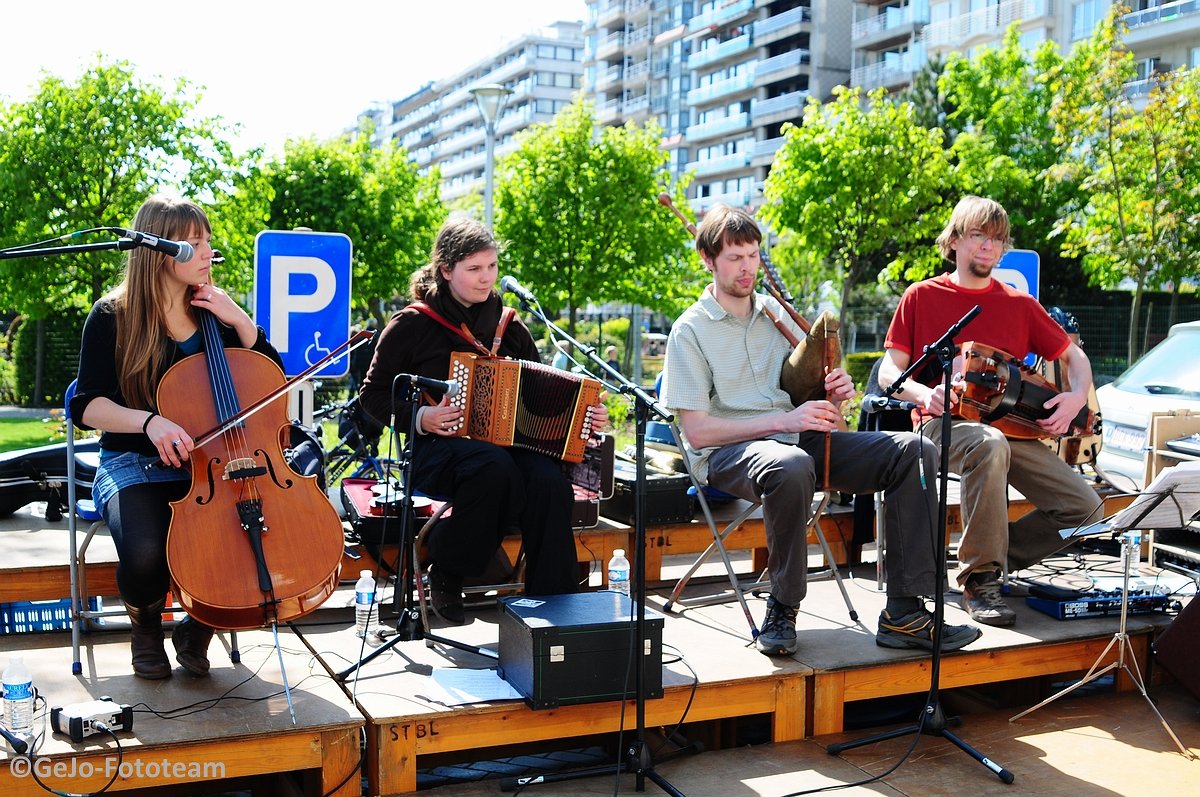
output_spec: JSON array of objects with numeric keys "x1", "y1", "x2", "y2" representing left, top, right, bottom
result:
[{"x1": 70, "y1": 194, "x2": 282, "y2": 679}]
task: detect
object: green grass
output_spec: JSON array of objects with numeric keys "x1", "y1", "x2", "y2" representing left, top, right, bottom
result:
[{"x1": 0, "y1": 416, "x2": 68, "y2": 453}]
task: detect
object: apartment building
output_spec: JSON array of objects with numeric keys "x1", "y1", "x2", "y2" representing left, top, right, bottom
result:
[
  {"x1": 584, "y1": 0, "x2": 852, "y2": 215},
  {"x1": 852, "y1": 0, "x2": 1200, "y2": 95},
  {"x1": 380, "y1": 22, "x2": 584, "y2": 205}
]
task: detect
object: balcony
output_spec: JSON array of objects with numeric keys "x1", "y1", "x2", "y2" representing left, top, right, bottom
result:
[
  {"x1": 691, "y1": 187, "x2": 754, "y2": 213},
  {"x1": 597, "y1": 31, "x2": 626, "y2": 60},
  {"x1": 687, "y1": 70, "x2": 756, "y2": 106},
  {"x1": 625, "y1": 23, "x2": 654, "y2": 55},
  {"x1": 625, "y1": 58, "x2": 651, "y2": 87},
  {"x1": 751, "y1": 90, "x2": 809, "y2": 124},
  {"x1": 598, "y1": 0, "x2": 625, "y2": 28},
  {"x1": 686, "y1": 111, "x2": 752, "y2": 142},
  {"x1": 1123, "y1": 0, "x2": 1200, "y2": 47},
  {"x1": 1126, "y1": 0, "x2": 1200, "y2": 28},
  {"x1": 754, "y1": 49, "x2": 810, "y2": 86},
  {"x1": 751, "y1": 136, "x2": 785, "y2": 167},
  {"x1": 687, "y1": 33, "x2": 753, "y2": 70},
  {"x1": 597, "y1": 97, "x2": 622, "y2": 123},
  {"x1": 851, "y1": 53, "x2": 921, "y2": 91},
  {"x1": 596, "y1": 64, "x2": 624, "y2": 90},
  {"x1": 753, "y1": 5, "x2": 811, "y2": 47},
  {"x1": 688, "y1": 0, "x2": 755, "y2": 33},
  {"x1": 923, "y1": 0, "x2": 1052, "y2": 49},
  {"x1": 691, "y1": 150, "x2": 753, "y2": 177},
  {"x1": 623, "y1": 93, "x2": 651, "y2": 115},
  {"x1": 853, "y1": 4, "x2": 930, "y2": 49}
]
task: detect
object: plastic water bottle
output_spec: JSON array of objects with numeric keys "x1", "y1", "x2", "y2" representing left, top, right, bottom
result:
[
  {"x1": 608, "y1": 549, "x2": 631, "y2": 597},
  {"x1": 2, "y1": 656, "x2": 34, "y2": 734},
  {"x1": 354, "y1": 570, "x2": 377, "y2": 638}
]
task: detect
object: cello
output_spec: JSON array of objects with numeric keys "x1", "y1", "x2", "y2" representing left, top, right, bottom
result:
[{"x1": 158, "y1": 306, "x2": 344, "y2": 631}]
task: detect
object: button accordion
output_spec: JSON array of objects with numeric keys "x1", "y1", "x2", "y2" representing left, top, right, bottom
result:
[{"x1": 447, "y1": 353, "x2": 603, "y2": 463}]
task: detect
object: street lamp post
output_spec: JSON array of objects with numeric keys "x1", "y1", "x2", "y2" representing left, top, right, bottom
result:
[{"x1": 469, "y1": 83, "x2": 513, "y2": 229}]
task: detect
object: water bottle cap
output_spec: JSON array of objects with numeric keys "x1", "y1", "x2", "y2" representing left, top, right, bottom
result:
[
  {"x1": 614, "y1": 549, "x2": 624, "y2": 556},
  {"x1": 360, "y1": 570, "x2": 372, "y2": 578}
]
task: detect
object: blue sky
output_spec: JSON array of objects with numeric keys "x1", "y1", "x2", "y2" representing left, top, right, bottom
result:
[{"x1": 0, "y1": 0, "x2": 588, "y2": 156}]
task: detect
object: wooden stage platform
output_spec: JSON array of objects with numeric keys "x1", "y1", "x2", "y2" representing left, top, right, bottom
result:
[{"x1": 1, "y1": 483, "x2": 1192, "y2": 796}]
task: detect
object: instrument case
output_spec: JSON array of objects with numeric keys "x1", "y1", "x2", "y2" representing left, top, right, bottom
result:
[
  {"x1": 497, "y1": 591, "x2": 664, "y2": 709},
  {"x1": 601, "y1": 462, "x2": 692, "y2": 525}
]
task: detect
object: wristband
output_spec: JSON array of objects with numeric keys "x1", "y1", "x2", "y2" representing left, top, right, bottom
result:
[{"x1": 141, "y1": 412, "x2": 158, "y2": 435}]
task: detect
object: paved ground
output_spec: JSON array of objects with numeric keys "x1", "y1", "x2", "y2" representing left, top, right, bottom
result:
[{"x1": 0, "y1": 405, "x2": 51, "y2": 419}]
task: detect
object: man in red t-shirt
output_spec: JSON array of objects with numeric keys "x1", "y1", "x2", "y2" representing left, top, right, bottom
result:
[{"x1": 880, "y1": 196, "x2": 1102, "y2": 627}]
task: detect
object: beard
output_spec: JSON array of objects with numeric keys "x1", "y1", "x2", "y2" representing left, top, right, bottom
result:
[{"x1": 968, "y1": 259, "x2": 995, "y2": 279}]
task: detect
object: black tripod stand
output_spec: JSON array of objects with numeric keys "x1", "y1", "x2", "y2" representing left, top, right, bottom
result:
[
  {"x1": 497, "y1": 286, "x2": 686, "y2": 796},
  {"x1": 335, "y1": 375, "x2": 495, "y2": 684},
  {"x1": 827, "y1": 305, "x2": 1014, "y2": 784}
]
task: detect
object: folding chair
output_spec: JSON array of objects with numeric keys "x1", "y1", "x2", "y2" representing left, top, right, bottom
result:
[
  {"x1": 661, "y1": 420, "x2": 858, "y2": 638},
  {"x1": 65, "y1": 379, "x2": 237, "y2": 675}
]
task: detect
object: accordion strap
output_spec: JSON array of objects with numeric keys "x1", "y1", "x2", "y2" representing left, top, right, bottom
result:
[{"x1": 411, "y1": 301, "x2": 516, "y2": 357}]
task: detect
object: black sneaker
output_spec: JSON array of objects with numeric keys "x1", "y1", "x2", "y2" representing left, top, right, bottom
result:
[
  {"x1": 876, "y1": 607, "x2": 981, "y2": 651},
  {"x1": 755, "y1": 596, "x2": 799, "y2": 656},
  {"x1": 962, "y1": 570, "x2": 1016, "y2": 627}
]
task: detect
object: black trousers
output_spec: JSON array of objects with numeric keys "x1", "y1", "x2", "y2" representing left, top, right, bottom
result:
[
  {"x1": 412, "y1": 436, "x2": 579, "y2": 596},
  {"x1": 102, "y1": 480, "x2": 189, "y2": 608}
]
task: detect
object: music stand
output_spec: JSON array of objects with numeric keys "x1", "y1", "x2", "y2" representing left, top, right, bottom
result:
[{"x1": 1010, "y1": 462, "x2": 1200, "y2": 759}]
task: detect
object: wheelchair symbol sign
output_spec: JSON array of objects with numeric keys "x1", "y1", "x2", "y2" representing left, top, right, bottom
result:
[{"x1": 254, "y1": 231, "x2": 352, "y2": 378}]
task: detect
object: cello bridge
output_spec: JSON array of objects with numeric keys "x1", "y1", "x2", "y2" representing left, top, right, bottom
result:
[{"x1": 225, "y1": 457, "x2": 268, "y2": 481}]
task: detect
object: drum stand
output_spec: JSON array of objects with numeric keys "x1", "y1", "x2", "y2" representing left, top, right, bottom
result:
[{"x1": 1010, "y1": 489, "x2": 1194, "y2": 758}]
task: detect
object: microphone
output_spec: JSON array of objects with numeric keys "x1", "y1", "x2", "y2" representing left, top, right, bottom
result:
[
  {"x1": 397, "y1": 373, "x2": 461, "y2": 398},
  {"x1": 114, "y1": 228, "x2": 194, "y2": 263},
  {"x1": 0, "y1": 725, "x2": 29, "y2": 755},
  {"x1": 499, "y1": 275, "x2": 538, "y2": 305},
  {"x1": 861, "y1": 395, "x2": 919, "y2": 414}
]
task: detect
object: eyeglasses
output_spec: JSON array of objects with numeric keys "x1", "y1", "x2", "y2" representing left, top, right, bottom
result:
[{"x1": 965, "y1": 231, "x2": 1006, "y2": 246}]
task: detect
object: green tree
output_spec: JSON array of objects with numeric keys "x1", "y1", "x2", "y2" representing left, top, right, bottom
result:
[
  {"x1": 0, "y1": 58, "x2": 243, "y2": 316},
  {"x1": 1050, "y1": 9, "x2": 1196, "y2": 361},
  {"x1": 220, "y1": 131, "x2": 444, "y2": 325},
  {"x1": 937, "y1": 27, "x2": 1097, "y2": 304},
  {"x1": 494, "y1": 97, "x2": 696, "y2": 331},
  {"x1": 762, "y1": 86, "x2": 950, "y2": 319}
]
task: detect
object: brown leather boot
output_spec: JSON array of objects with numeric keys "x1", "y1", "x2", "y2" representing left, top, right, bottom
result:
[
  {"x1": 124, "y1": 599, "x2": 171, "y2": 679},
  {"x1": 171, "y1": 616, "x2": 215, "y2": 676}
]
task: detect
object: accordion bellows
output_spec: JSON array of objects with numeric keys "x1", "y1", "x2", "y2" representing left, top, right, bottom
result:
[{"x1": 447, "y1": 353, "x2": 602, "y2": 463}]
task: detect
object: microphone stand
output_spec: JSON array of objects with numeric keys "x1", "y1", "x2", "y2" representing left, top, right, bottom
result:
[
  {"x1": 828, "y1": 306, "x2": 1015, "y2": 784},
  {"x1": 0, "y1": 238, "x2": 137, "y2": 260},
  {"x1": 502, "y1": 290, "x2": 687, "y2": 796},
  {"x1": 335, "y1": 376, "x2": 495, "y2": 684}
]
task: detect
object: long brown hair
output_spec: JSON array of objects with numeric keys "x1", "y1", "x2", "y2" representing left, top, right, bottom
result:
[
  {"x1": 106, "y1": 195, "x2": 210, "y2": 410},
  {"x1": 408, "y1": 215, "x2": 500, "y2": 301}
]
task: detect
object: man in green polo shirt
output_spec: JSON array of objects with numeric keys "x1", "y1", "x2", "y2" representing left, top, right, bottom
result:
[{"x1": 661, "y1": 204, "x2": 980, "y2": 657}]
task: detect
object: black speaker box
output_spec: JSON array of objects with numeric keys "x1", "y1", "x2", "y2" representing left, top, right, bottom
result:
[
  {"x1": 498, "y1": 591, "x2": 664, "y2": 710},
  {"x1": 1153, "y1": 597, "x2": 1200, "y2": 701}
]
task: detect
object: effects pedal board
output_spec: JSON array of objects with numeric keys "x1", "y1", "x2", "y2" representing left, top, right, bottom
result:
[
  {"x1": 51, "y1": 698, "x2": 133, "y2": 742},
  {"x1": 1025, "y1": 588, "x2": 1175, "y2": 620}
]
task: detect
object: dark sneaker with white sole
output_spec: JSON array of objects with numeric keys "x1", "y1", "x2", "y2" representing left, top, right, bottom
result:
[
  {"x1": 755, "y1": 596, "x2": 799, "y2": 656},
  {"x1": 876, "y1": 607, "x2": 981, "y2": 651},
  {"x1": 962, "y1": 570, "x2": 1017, "y2": 627}
]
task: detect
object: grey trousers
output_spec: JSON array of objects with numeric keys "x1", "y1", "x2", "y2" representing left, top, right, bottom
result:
[
  {"x1": 707, "y1": 430, "x2": 939, "y2": 606},
  {"x1": 918, "y1": 418, "x2": 1103, "y2": 585}
]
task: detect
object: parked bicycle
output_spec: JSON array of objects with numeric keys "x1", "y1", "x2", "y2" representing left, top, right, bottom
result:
[{"x1": 312, "y1": 397, "x2": 399, "y2": 485}]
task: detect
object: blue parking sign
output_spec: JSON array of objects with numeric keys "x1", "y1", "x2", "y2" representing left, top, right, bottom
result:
[
  {"x1": 995, "y1": 249, "x2": 1040, "y2": 366},
  {"x1": 254, "y1": 231, "x2": 352, "y2": 378},
  {"x1": 995, "y1": 249, "x2": 1039, "y2": 299}
]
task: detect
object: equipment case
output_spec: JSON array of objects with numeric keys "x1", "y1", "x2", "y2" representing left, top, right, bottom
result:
[{"x1": 498, "y1": 591, "x2": 664, "y2": 710}]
